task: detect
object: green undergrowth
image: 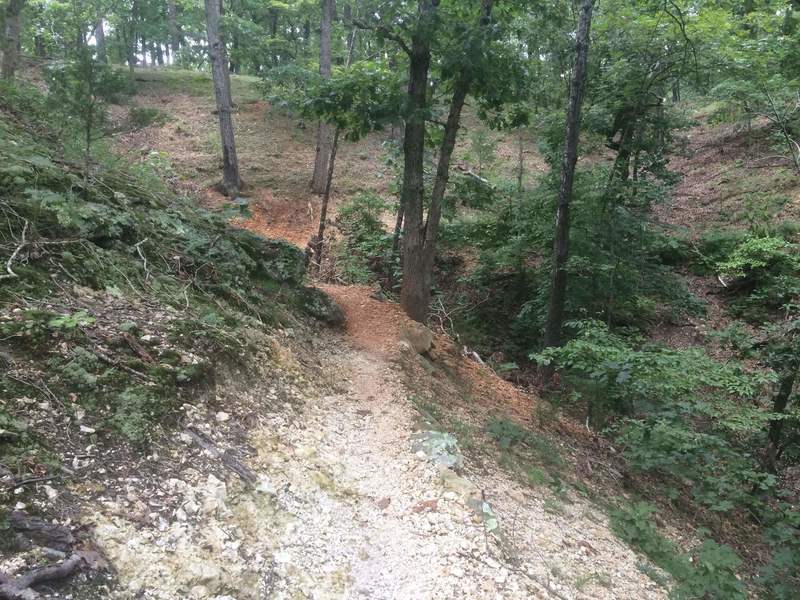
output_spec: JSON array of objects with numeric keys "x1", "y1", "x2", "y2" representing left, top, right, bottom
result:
[
  {"x1": 611, "y1": 501, "x2": 746, "y2": 599},
  {"x1": 0, "y1": 80, "x2": 340, "y2": 466},
  {"x1": 132, "y1": 68, "x2": 262, "y2": 103}
]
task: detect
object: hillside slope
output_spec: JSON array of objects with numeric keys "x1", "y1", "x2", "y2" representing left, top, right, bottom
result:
[{"x1": 0, "y1": 72, "x2": 674, "y2": 599}]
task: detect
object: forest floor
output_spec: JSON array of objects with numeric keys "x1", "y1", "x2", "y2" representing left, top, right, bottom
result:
[{"x1": 48, "y1": 68, "x2": 677, "y2": 599}]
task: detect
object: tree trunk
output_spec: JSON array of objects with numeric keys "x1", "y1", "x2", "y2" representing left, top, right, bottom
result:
[
  {"x1": 140, "y1": 34, "x2": 147, "y2": 66},
  {"x1": 156, "y1": 43, "x2": 164, "y2": 65},
  {"x1": 1, "y1": 0, "x2": 26, "y2": 80},
  {"x1": 542, "y1": 0, "x2": 594, "y2": 357},
  {"x1": 311, "y1": 28, "x2": 358, "y2": 270},
  {"x1": 398, "y1": 1, "x2": 435, "y2": 322},
  {"x1": 94, "y1": 20, "x2": 107, "y2": 63},
  {"x1": 34, "y1": 34, "x2": 45, "y2": 58},
  {"x1": 311, "y1": 0, "x2": 334, "y2": 194},
  {"x1": 205, "y1": 0, "x2": 242, "y2": 196},
  {"x1": 517, "y1": 127, "x2": 525, "y2": 193},
  {"x1": 763, "y1": 366, "x2": 798, "y2": 473},
  {"x1": 784, "y1": 0, "x2": 800, "y2": 34},
  {"x1": 400, "y1": 0, "x2": 494, "y2": 322},
  {"x1": 268, "y1": 8, "x2": 279, "y2": 65},
  {"x1": 167, "y1": 0, "x2": 182, "y2": 61}
]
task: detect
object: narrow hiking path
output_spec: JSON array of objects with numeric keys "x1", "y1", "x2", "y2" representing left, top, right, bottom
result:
[
  {"x1": 89, "y1": 69, "x2": 670, "y2": 599},
  {"x1": 90, "y1": 298, "x2": 666, "y2": 599}
]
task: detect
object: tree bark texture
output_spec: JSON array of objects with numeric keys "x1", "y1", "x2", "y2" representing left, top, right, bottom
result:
[
  {"x1": 1, "y1": 0, "x2": 26, "y2": 80},
  {"x1": 398, "y1": 1, "x2": 435, "y2": 322},
  {"x1": 312, "y1": 0, "x2": 334, "y2": 193},
  {"x1": 167, "y1": 0, "x2": 182, "y2": 61},
  {"x1": 400, "y1": 0, "x2": 494, "y2": 322},
  {"x1": 542, "y1": 0, "x2": 594, "y2": 352},
  {"x1": 763, "y1": 365, "x2": 798, "y2": 473},
  {"x1": 94, "y1": 19, "x2": 107, "y2": 63},
  {"x1": 204, "y1": 0, "x2": 242, "y2": 196}
]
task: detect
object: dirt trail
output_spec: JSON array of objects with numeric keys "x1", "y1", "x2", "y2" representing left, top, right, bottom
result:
[{"x1": 88, "y1": 72, "x2": 672, "y2": 599}]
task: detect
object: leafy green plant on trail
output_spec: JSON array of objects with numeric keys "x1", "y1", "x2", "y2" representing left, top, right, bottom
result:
[{"x1": 533, "y1": 320, "x2": 777, "y2": 508}]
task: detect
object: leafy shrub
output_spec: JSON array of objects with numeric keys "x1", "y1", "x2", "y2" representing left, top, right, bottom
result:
[
  {"x1": 611, "y1": 502, "x2": 745, "y2": 599},
  {"x1": 129, "y1": 106, "x2": 168, "y2": 130},
  {"x1": 716, "y1": 235, "x2": 800, "y2": 319},
  {"x1": 534, "y1": 320, "x2": 778, "y2": 513},
  {"x1": 759, "y1": 508, "x2": 800, "y2": 600},
  {"x1": 332, "y1": 192, "x2": 395, "y2": 284},
  {"x1": 438, "y1": 167, "x2": 702, "y2": 361},
  {"x1": 44, "y1": 50, "x2": 134, "y2": 163}
]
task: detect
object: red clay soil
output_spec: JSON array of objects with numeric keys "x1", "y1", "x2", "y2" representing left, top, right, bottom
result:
[
  {"x1": 317, "y1": 283, "x2": 557, "y2": 433},
  {"x1": 317, "y1": 283, "x2": 408, "y2": 356},
  {"x1": 238, "y1": 189, "x2": 317, "y2": 249}
]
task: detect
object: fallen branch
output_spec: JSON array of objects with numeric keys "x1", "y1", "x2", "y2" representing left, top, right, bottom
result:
[
  {"x1": 3, "y1": 475, "x2": 59, "y2": 492},
  {"x1": 9, "y1": 511, "x2": 74, "y2": 552},
  {"x1": 0, "y1": 553, "x2": 85, "y2": 600},
  {"x1": 182, "y1": 427, "x2": 257, "y2": 485},
  {"x1": 133, "y1": 238, "x2": 151, "y2": 282},
  {"x1": 0, "y1": 221, "x2": 29, "y2": 282},
  {"x1": 92, "y1": 347, "x2": 154, "y2": 382}
]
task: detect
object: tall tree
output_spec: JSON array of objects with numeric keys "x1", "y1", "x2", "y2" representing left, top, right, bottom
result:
[
  {"x1": 94, "y1": 18, "x2": 107, "y2": 63},
  {"x1": 398, "y1": 0, "x2": 436, "y2": 321},
  {"x1": 166, "y1": 0, "x2": 182, "y2": 62},
  {"x1": 400, "y1": 0, "x2": 495, "y2": 322},
  {"x1": 311, "y1": 0, "x2": 334, "y2": 194},
  {"x1": 310, "y1": 27, "x2": 357, "y2": 270},
  {"x1": 542, "y1": 0, "x2": 594, "y2": 358},
  {"x1": 204, "y1": 0, "x2": 242, "y2": 196},
  {"x1": 1, "y1": 0, "x2": 26, "y2": 79}
]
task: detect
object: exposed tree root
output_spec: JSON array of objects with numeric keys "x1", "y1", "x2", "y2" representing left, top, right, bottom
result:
[{"x1": 0, "y1": 553, "x2": 85, "y2": 600}]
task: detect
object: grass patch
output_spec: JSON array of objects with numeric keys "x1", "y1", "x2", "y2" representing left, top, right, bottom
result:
[{"x1": 131, "y1": 68, "x2": 261, "y2": 104}]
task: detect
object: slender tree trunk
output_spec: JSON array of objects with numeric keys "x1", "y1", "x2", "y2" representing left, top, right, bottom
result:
[
  {"x1": 310, "y1": 129, "x2": 341, "y2": 270},
  {"x1": 400, "y1": 0, "x2": 494, "y2": 322},
  {"x1": 156, "y1": 43, "x2": 164, "y2": 65},
  {"x1": 517, "y1": 127, "x2": 525, "y2": 193},
  {"x1": 542, "y1": 0, "x2": 594, "y2": 359},
  {"x1": 268, "y1": 8, "x2": 279, "y2": 65},
  {"x1": 785, "y1": 0, "x2": 800, "y2": 34},
  {"x1": 763, "y1": 366, "x2": 798, "y2": 474},
  {"x1": 205, "y1": 0, "x2": 242, "y2": 196},
  {"x1": 141, "y1": 34, "x2": 148, "y2": 66},
  {"x1": 34, "y1": 34, "x2": 45, "y2": 58},
  {"x1": 398, "y1": 1, "x2": 435, "y2": 322},
  {"x1": 1, "y1": 0, "x2": 26, "y2": 80},
  {"x1": 94, "y1": 20, "x2": 107, "y2": 63},
  {"x1": 167, "y1": 0, "x2": 182, "y2": 62},
  {"x1": 311, "y1": 28, "x2": 357, "y2": 271},
  {"x1": 311, "y1": 0, "x2": 334, "y2": 194}
]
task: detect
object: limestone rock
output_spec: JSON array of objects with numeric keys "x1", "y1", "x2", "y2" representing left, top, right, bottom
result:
[{"x1": 400, "y1": 322, "x2": 434, "y2": 354}]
